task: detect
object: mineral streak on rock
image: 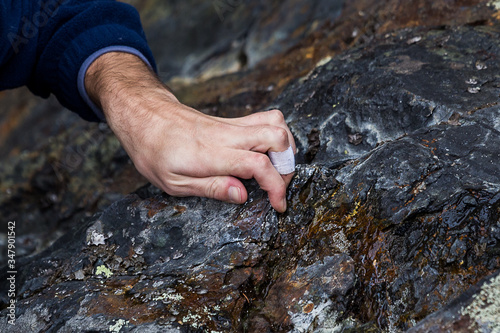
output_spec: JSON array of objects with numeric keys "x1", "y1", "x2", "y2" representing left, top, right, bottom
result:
[{"x1": 1, "y1": 0, "x2": 500, "y2": 332}]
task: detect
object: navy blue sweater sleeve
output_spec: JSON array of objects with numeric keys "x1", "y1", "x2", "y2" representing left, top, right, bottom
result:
[{"x1": 0, "y1": 0, "x2": 157, "y2": 122}]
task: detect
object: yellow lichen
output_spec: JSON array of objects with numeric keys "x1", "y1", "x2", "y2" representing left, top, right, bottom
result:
[
  {"x1": 95, "y1": 265, "x2": 113, "y2": 278},
  {"x1": 346, "y1": 200, "x2": 361, "y2": 220}
]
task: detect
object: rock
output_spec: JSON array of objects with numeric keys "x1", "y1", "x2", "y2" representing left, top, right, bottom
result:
[
  {"x1": 1, "y1": 0, "x2": 500, "y2": 332},
  {"x1": 0, "y1": 0, "x2": 346, "y2": 267},
  {"x1": 0, "y1": 0, "x2": 345, "y2": 266},
  {"x1": 408, "y1": 270, "x2": 500, "y2": 333},
  {"x1": 136, "y1": 0, "x2": 344, "y2": 80}
]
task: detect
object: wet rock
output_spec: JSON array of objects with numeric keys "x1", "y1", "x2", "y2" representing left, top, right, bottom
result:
[
  {"x1": 408, "y1": 270, "x2": 500, "y2": 333},
  {"x1": 1, "y1": 0, "x2": 500, "y2": 332}
]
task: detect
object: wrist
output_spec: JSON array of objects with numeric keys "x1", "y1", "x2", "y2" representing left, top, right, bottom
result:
[{"x1": 84, "y1": 52, "x2": 178, "y2": 120}]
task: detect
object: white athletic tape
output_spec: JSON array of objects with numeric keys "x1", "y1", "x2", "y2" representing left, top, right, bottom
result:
[{"x1": 268, "y1": 145, "x2": 295, "y2": 174}]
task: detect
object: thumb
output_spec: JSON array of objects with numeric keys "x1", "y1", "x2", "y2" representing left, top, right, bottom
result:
[{"x1": 186, "y1": 176, "x2": 249, "y2": 204}]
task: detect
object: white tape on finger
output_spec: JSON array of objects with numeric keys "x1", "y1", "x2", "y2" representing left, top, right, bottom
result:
[{"x1": 268, "y1": 145, "x2": 295, "y2": 174}]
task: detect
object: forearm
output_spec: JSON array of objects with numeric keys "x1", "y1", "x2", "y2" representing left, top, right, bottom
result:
[
  {"x1": 84, "y1": 52, "x2": 177, "y2": 119},
  {"x1": 84, "y1": 51, "x2": 183, "y2": 159}
]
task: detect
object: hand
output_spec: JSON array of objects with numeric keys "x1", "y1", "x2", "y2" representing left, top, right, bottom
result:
[{"x1": 85, "y1": 52, "x2": 296, "y2": 212}]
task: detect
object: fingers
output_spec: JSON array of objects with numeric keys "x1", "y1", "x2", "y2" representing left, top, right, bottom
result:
[
  {"x1": 165, "y1": 175, "x2": 249, "y2": 205},
  {"x1": 242, "y1": 125, "x2": 292, "y2": 153},
  {"x1": 221, "y1": 150, "x2": 289, "y2": 212},
  {"x1": 155, "y1": 149, "x2": 289, "y2": 212},
  {"x1": 225, "y1": 109, "x2": 296, "y2": 153},
  {"x1": 134, "y1": 108, "x2": 295, "y2": 213},
  {"x1": 227, "y1": 109, "x2": 286, "y2": 128},
  {"x1": 157, "y1": 171, "x2": 286, "y2": 212},
  {"x1": 172, "y1": 111, "x2": 294, "y2": 211}
]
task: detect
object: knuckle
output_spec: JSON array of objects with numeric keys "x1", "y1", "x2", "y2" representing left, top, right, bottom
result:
[
  {"x1": 162, "y1": 175, "x2": 191, "y2": 197},
  {"x1": 274, "y1": 127, "x2": 289, "y2": 144},
  {"x1": 206, "y1": 178, "x2": 221, "y2": 199},
  {"x1": 268, "y1": 109, "x2": 285, "y2": 124},
  {"x1": 257, "y1": 126, "x2": 288, "y2": 145},
  {"x1": 252, "y1": 153, "x2": 271, "y2": 168}
]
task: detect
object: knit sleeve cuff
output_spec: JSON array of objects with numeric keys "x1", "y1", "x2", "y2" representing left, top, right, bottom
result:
[
  {"x1": 30, "y1": 1, "x2": 157, "y2": 122},
  {"x1": 77, "y1": 46, "x2": 153, "y2": 121}
]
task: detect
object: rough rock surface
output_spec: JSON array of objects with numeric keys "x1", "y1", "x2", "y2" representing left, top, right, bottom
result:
[
  {"x1": 1, "y1": 0, "x2": 500, "y2": 332},
  {"x1": 408, "y1": 269, "x2": 500, "y2": 332},
  {"x1": 0, "y1": 0, "x2": 346, "y2": 266}
]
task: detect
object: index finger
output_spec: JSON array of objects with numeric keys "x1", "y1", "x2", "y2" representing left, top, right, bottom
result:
[
  {"x1": 223, "y1": 110, "x2": 296, "y2": 153},
  {"x1": 212, "y1": 149, "x2": 289, "y2": 212}
]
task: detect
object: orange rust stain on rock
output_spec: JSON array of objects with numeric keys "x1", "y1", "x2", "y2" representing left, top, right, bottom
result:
[
  {"x1": 173, "y1": 205, "x2": 186, "y2": 216},
  {"x1": 86, "y1": 293, "x2": 160, "y2": 325},
  {"x1": 227, "y1": 267, "x2": 253, "y2": 287},
  {"x1": 303, "y1": 302, "x2": 314, "y2": 313},
  {"x1": 84, "y1": 278, "x2": 154, "y2": 324},
  {"x1": 137, "y1": 272, "x2": 249, "y2": 331},
  {"x1": 106, "y1": 277, "x2": 140, "y2": 291},
  {"x1": 145, "y1": 199, "x2": 169, "y2": 218}
]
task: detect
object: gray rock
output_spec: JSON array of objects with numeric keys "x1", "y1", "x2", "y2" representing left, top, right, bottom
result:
[{"x1": 1, "y1": 1, "x2": 500, "y2": 332}]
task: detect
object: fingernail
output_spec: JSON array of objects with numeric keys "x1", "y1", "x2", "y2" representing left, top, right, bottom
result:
[
  {"x1": 228, "y1": 186, "x2": 241, "y2": 204},
  {"x1": 281, "y1": 197, "x2": 287, "y2": 212}
]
